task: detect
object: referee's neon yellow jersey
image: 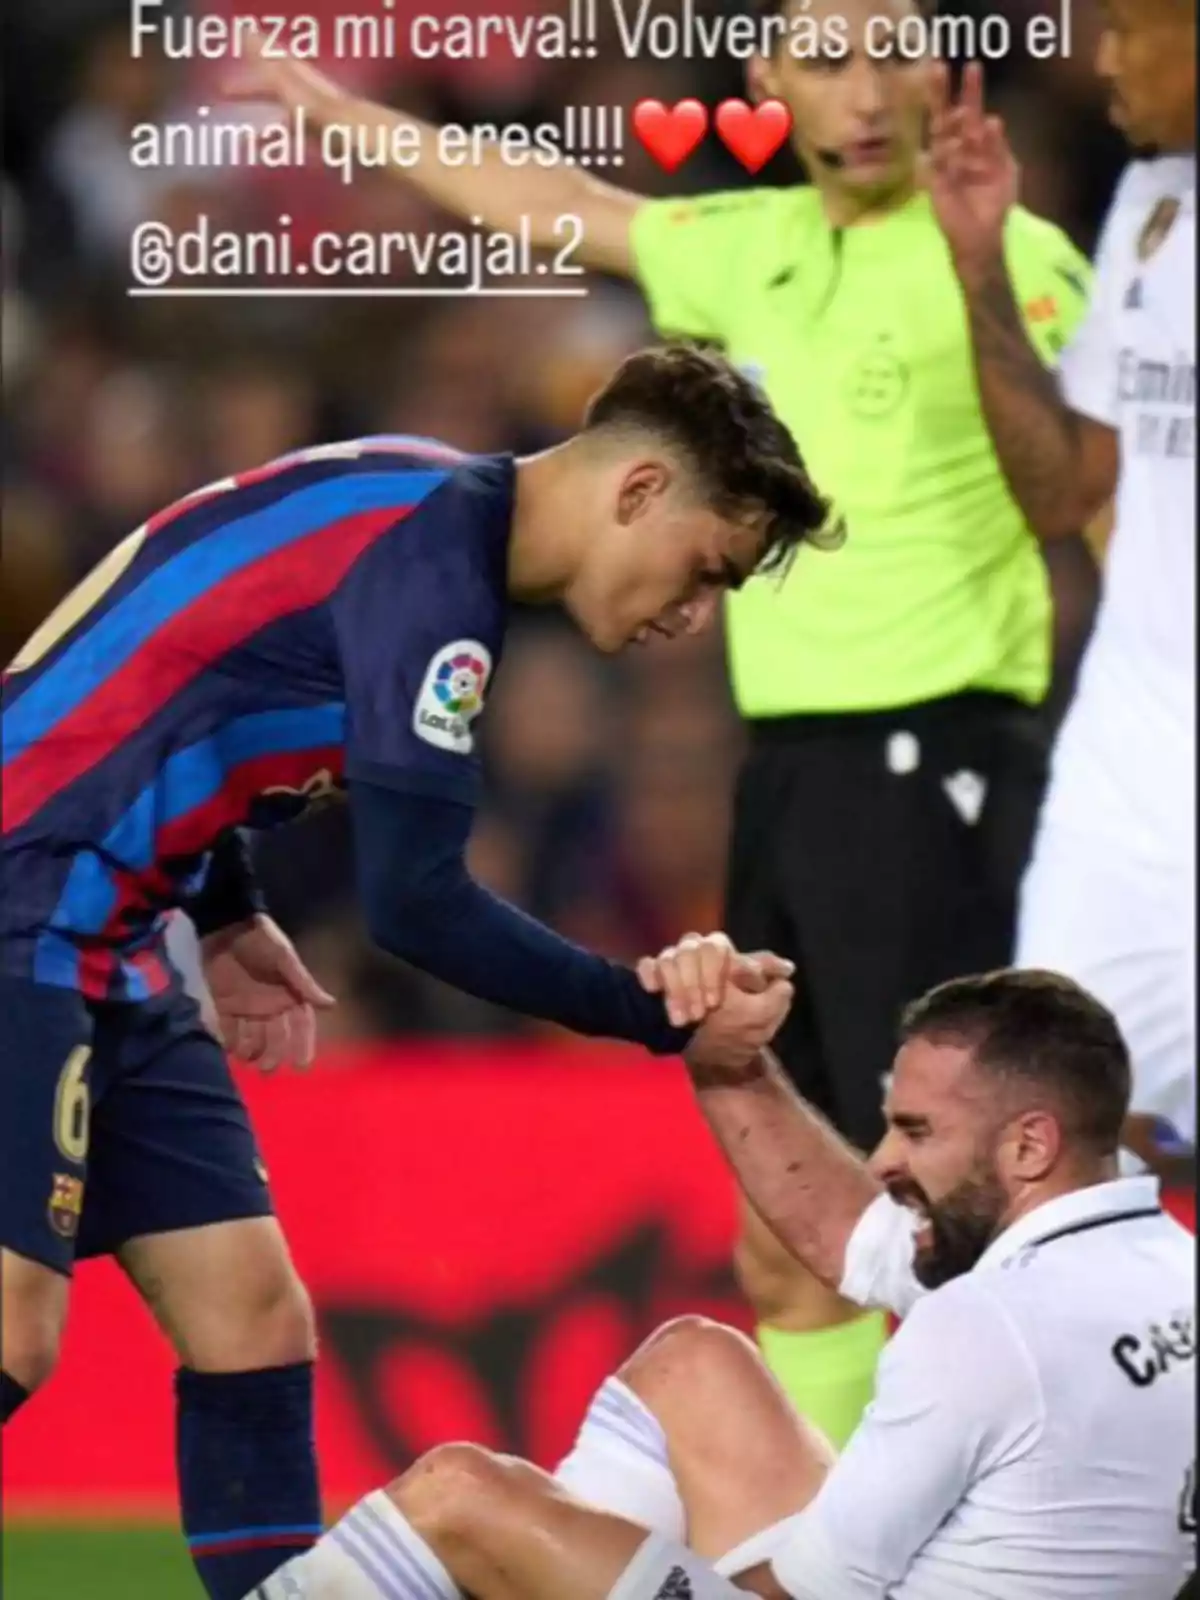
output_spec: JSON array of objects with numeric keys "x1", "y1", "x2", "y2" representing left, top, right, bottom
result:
[{"x1": 630, "y1": 189, "x2": 1093, "y2": 716}]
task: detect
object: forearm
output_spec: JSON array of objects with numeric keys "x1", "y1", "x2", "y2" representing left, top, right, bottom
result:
[
  {"x1": 185, "y1": 830, "x2": 265, "y2": 937},
  {"x1": 690, "y1": 1049, "x2": 881, "y2": 1290},
  {"x1": 374, "y1": 872, "x2": 692, "y2": 1053},
  {"x1": 960, "y1": 254, "x2": 1101, "y2": 538},
  {"x1": 351, "y1": 780, "x2": 690, "y2": 1053}
]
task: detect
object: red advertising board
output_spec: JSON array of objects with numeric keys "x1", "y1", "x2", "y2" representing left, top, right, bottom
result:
[
  {"x1": 4, "y1": 1042, "x2": 1194, "y2": 1515},
  {"x1": 3, "y1": 1044, "x2": 746, "y2": 1514}
]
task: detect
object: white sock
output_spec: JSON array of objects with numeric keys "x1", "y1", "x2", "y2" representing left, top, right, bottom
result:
[
  {"x1": 258, "y1": 1489, "x2": 462, "y2": 1599},
  {"x1": 554, "y1": 1376, "x2": 686, "y2": 1541}
]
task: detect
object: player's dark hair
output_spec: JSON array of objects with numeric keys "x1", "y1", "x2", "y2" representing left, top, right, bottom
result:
[
  {"x1": 583, "y1": 342, "x2": 843, "y2": 574},
  {"x1": 899, "y1": 970, "x2": 1132, "y2": 1154}
]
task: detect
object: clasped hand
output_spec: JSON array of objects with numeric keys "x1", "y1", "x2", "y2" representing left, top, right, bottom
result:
[{"x1": 637, "y1": 932, "x2": 795, "y2": 1073}]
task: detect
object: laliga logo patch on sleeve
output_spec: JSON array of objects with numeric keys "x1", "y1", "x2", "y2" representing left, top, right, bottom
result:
[{"x1": 413, "y1": 639, "x2": 493, "y2": 754}]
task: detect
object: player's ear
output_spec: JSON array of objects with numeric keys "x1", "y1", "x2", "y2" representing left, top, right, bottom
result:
[
  {"x1": 747, "y1": 51, "x2": 780, "y2": 104},
  {"x1": 1004, "y1": 1109, "x2": 1061, "y2": 1184},
  {"x1": 616, "y1": 461, "x2": 669, "y2": 525}
]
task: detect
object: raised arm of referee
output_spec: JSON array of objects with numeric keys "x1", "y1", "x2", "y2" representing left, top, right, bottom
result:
[{"x1": 226, "y1": 7, "x2": 1101, "y2": 1452}]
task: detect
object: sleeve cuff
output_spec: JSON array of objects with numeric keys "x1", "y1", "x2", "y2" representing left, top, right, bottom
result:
[{"x1": 187, "y1": 830, "x2": 265, "y2": 938}]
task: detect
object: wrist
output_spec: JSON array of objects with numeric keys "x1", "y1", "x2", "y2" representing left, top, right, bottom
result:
[
  {"x1": 951, "y1": 243, "x2": 1006, "y2": 297},
  {"x1": 684, "y1": 1045, "x2": 773, "y2": 1090},
  {"x1": 199, "y1": 913, "x2": 262, "y2": 953}
]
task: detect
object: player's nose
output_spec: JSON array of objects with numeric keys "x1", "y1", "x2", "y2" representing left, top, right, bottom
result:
[
  {"x1": 866, "y1": 1135, "x2": 902, "y2": 1182},
  {"x1": 1095, "y1": 28, "x2": 1119, "y2": 81},
  {"x1": 683, "y1": 594, "x2": 720, "y2": 635}
]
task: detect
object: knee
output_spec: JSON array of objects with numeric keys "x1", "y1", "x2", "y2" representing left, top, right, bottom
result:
[
  {"x1": 2, "y1": 1252, "x2": 71, "y2": 1395},
  {"x1": 252, "y1": 1268, "x2": 317, "y2": 1366},
  {"x1": 733, "y1": 1222, "x2": 847, "y2": 1327},
  {"x1": 3, "y1": 1320, "x2": 63, "y2": 1396},
  {"x1": 387, "y1": 1443, "x2": 508, "y2": 1542},
  {"x1": 183, "y1": 1258, "x2": 316, "y2": 1372},
  {"x1": 622, "y1": 1315, "x2": 760, "y2": 1414},
  {"x1": 733, "y1": 1216, "x2": 808, "y2": 1321}
]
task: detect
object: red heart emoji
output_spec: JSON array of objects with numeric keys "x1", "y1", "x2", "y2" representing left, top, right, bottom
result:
[
  {"x1": 714, "y1": 99, "x2": 792, "y2": 175},
  {"x1": 631, "y1": 99, "x2": 709, "y2": 174}
]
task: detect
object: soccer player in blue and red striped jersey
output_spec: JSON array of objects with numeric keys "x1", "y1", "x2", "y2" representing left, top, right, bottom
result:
[{"x1": 0, "y1": 343, "x2": 831, "y2": 1600}]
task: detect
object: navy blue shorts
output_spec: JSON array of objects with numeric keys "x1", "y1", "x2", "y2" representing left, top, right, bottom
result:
[{"x1": 0, "y1": 974, "x2": 272, "y2": 1275}]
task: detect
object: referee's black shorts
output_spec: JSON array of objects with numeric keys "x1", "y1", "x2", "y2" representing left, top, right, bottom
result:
[{"x1": 724, "y1": 692, "x2": 1048, "y2": 1153}]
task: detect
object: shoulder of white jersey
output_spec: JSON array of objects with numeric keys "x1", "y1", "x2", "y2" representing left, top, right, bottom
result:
[
  {"x1": 1155, "y1": 1208, "x2": 1200, "y2": 1262},
  {"x1": 1098, "y1": 157, "x2": 1194, "y2": 240},
  {"x1": 885, "y1": 1270, "x2": 1035, "y2": 1396},
  {"x1": 1110, "y1": 154, "x2": 1194, "y2": 204}
]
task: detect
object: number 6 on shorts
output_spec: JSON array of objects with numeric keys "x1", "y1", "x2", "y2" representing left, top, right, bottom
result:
[{"x1": 53, "y1": 1046, "x2": 91, "y2": 1164}]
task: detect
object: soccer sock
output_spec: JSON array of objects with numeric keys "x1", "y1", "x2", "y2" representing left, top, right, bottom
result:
[
  {"x1": 255, "y1": 1490, "x2": 462, "y2": 1600},
  {"x1": 756, "y1": 1311, "x2": 888, "y2": 1451},
  {"x1": 176, "y1": 1362, "x2": 323, "y2": 1600},
  {"x1": 554, "y1": 1376, "x2": 686, "y2": 1539},
  {"x1": 0, "y1": 1371, "x2": 31, "y2": 1423}
]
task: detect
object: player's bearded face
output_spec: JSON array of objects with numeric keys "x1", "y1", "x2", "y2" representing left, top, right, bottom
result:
[
  {"x1": 876, "y1": 1039, "x2": 1015, "y2": 1287},
  {"x1": 1096, "y1": 0, "x2": 1197, "y2": 149},
  {"x1": 755, "y1": 0, "x2": 930, "y2": 194},
  {"x1": 888, "y1": 1156, "x2": 1009, "y2": 1289}
]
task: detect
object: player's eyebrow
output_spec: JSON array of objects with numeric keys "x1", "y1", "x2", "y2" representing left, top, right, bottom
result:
[{"x1": 889, "y1": 1111, "x2": 933, "y2": 1134}]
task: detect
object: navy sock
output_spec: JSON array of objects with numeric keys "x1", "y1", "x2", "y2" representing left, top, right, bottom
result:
[
  {"x1": 176, "y1": 1362, "x2": 322, "y2": 1600},
  {"x1": 1, "y1": 1370, "x2": 32, "y2": 1423}
]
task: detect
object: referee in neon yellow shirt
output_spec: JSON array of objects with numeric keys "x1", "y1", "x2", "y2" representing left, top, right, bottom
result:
[{"x1": 232, "y1": 0, "x2": 1094, "y2": 1450}]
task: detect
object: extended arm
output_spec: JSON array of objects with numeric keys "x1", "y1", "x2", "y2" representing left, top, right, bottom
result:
[
  {"x1": 687, "y1": 1048, "x2": 883, "y2": 1293},
  {"x1": 350, "y1": 780, "x2": 694, "y2": 1052},
  {"x1": 926, "y1": 62, "x2": 1119, "y2": 539},
  {"x1": 958, "y1": 256, "x2": 1118, "y2": 538},
  {"x1": 228, "y1": 49, "x2": 642, "y2": 275}
]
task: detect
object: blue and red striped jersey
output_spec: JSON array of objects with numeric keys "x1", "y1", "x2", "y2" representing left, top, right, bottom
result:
[{"x1": 1, "y1": 439, "x2": 514, "y2": 1001}]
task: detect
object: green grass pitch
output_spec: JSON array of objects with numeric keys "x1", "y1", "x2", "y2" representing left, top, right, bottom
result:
[{"x1": 4, "y1": 1525, "x2": 203, "y2": 1600}]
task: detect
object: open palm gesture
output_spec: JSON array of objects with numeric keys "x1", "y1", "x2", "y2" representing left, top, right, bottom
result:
[{"x1": 926, "y1": 62, "x2": 1019, "y2": 276}]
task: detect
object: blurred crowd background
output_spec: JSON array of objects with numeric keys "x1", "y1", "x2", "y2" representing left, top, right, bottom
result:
[{"x1": 2, "y1": 0, "x2": 1125, "y2": 1042}]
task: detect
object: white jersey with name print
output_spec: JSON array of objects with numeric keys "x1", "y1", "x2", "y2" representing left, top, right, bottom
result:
[
  {"x1": 248, "y1": 1180, "x2": 1195, "y2": 1600},
  {"x1": 725, "y1": 1177, "x2": 1197, "y2": 1599},
  {"x1": 1040, "y1": 157, "x2": 1196, "y2": 861}
]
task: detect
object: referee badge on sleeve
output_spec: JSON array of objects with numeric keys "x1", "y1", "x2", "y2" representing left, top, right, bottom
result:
[{"x1": 413, "y1": 639, "x2": 492, "y2": 754}]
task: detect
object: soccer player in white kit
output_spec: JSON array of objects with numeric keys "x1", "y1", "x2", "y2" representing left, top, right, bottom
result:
[
  {"x1": 927, "y1": 3, "x2": 1197, "y2": 1157},
  {"x1": 246, "y1": 966, "x2": 1195, "y2": 1600}
]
